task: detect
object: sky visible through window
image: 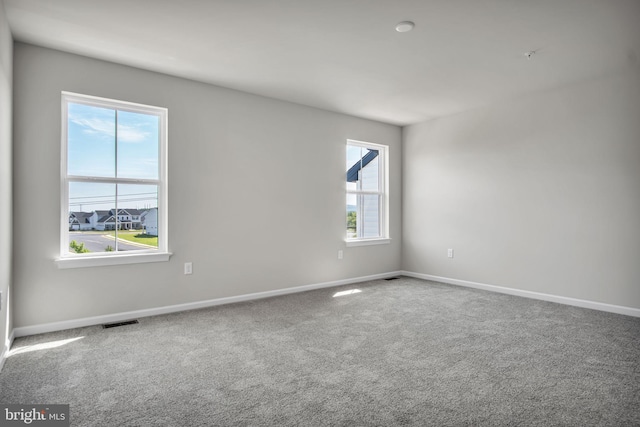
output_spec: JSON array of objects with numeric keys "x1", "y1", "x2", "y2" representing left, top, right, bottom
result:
[{"x1": 68, "y1": 103, "x2": 159, "y2": 213}]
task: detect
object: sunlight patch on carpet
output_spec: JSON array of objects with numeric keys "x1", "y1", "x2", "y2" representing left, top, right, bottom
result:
[
  {"x1": 333, "y1": 289, "x2": 362, "y2": 297},
  {"x1": 8, "y1": 337, "x2": 85, "y2": 357}
]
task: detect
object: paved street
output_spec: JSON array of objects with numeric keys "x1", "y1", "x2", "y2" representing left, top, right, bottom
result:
[{"x1": 69, "y1": 232, "x2": 145, "y2": 252}]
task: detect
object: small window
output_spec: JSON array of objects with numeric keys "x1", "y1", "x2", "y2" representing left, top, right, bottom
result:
[
  {"x1": 58, "y1": 92, "x2": 170, "y2": 267},
  {"x1": 346, "y1": 140, "x2": 389, "y2": 245}
]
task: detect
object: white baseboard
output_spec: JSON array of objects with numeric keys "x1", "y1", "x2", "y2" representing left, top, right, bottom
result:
[
  {"x1": 13, "y1": 271, "x2": 403, "y2": 338},
  {"x1": 12, "y1": 269, "x2": 637, "y2": 339},
  {"x1": 0, "y1": 329, "x2": 15, "y2": 373},
  {"x1": 401, "y1": 271, "x2": 640, "y2": 318}
]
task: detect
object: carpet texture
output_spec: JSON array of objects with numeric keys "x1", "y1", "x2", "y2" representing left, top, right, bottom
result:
[{"x1": 1, "y1": 277, "x2": 639, "y2": 426}]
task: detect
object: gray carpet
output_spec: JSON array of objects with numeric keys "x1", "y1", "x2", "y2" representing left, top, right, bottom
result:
[{"x1": 1, "y1": 277, "x2": 639, "y2": 426}]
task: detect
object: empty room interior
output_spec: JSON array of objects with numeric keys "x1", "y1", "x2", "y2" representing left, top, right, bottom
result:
[{"x1": 0, "y1": 1, "x2": 639, "y2": 425}]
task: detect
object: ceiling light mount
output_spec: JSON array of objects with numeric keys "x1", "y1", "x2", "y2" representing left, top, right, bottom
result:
[
  {"x1": 525, "y1": 51, "x2": 536, "y2": 60},
  {"x1": 396, "y1": 21, "x2": 415, "y2": 33}
]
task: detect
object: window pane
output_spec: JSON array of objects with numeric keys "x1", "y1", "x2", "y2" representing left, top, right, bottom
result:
[
  {"x1": 346, "y1": 193, "x2": 357, "y2": 238},
  {"x1": 117, "y1": 110, "x2": 160, "y2": 180},
  {"x1": 361, "y1": 194, "x2": 381, "y2": 238},
  {"x1": 346, "y1": 145, "x2": 379, "y2": 192},
  {"x1": 67, "y1": 103, "x2": 115, "y2": 177},
  {"x1": 68, "y1": 182, "x2": 116, "y2": 254},
  {"x1": 115, "y1": 184, "x2": 159, "y2": 250},
  {"x1": 346, "y1": 193, "x2": 381, "y2": 239},
  {"x1": 361, "y1": 152, "x2": 379, "y2": 191},
  {"x1": 66, "y1": 182, "x2": 159, "y2": 254}
]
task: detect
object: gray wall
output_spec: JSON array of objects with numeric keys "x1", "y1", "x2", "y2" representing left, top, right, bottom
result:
[
  {"x1": 0, "y1": 1, "x2": 13, "y2": 357},
  {"x1": 403, "y1": 67, "x2": 640, "y2": 309},
  {"x1": 12, "y1": 43, "x2": 402, "y2": 328}
]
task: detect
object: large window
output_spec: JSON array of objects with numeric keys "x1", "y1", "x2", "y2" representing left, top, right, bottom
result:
[
  {"x1": 346, "y1": 140, "x2": 389, "y2": 245},
  {"x1": 58, "y1": 92, "x2": 169, "y2": 267}
]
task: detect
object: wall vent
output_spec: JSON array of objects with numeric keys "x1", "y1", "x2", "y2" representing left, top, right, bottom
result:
[{"x1": 102, "y1": 320, "x2": 139, "y2": 329}]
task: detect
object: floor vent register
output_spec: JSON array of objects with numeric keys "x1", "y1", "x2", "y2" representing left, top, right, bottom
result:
[{"x1": 102, "y1": 319, "x2": 139, "y2": 329}]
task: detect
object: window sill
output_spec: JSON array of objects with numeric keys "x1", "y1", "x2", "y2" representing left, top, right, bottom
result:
[
  {"x1": 55, "y1": 252, "x2": 172, "y2": 269},
  {"x1": 345, "y1": 238, "x2": 391, "y2": 247}
]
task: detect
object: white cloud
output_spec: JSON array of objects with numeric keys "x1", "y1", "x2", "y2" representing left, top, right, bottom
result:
[
  {"x1": 118, "y1": 126, "x2": 149, "y2": 143},
  {"x1": 70, "y1": 115, "x2": 150, "y2": 143}
]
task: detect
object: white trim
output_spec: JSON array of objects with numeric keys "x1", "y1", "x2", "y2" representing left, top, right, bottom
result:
[
  {"x1": 60, "y1": 91, "x2": 169, "y2": 260},
  {"x1": 401, "y1": 271, "x2": 640, "y2": 318},
  {"x1": 346, "y1": 139, "x2": 388, "y2": 150},
  {"x1": 345, "y1": 238, "x2": 391, "y2": 247},
  {"x1": 0, "y1": 329, "x2": 15, "y2": 373},
  {"x1": 61, "y1": 91, "x2": 166, "y2": 114},
  {"x1": 60, "y1": 95, "x2": 69, "y2": 258},
  {"x1": 55, "y1": 252, "x2": 172, "y2": 269},
  {"x1": 13, "y1": 271, "x2": 403, "y2": 337},
  {"x1": 346, "y1": 139, "x2": 389, "y2": 241}
]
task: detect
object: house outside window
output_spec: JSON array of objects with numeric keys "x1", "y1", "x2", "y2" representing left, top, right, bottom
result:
[
  {"x1": 346, "y1": 140, "x2": 390, "y2": 246},
  {"x1": 58, "y1": 92, "x2": 170, "y2": 268}
]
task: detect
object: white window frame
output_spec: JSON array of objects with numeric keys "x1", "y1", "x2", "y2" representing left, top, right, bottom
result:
[
  {"x1": 345, "y1": 139, "x2": 390, "y2": 247},
  {"x1": 56, "y1": 92, "x2": 171, "y2": 268}
]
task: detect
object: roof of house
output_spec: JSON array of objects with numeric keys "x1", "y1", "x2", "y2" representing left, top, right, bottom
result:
[
  {"x1": 97, "y1": 214, "x2": 115, "y2": 223},
  {"x1": 71, "y1": 209, "x2": 147, "y2": 224},
  {"x1": 347, "y1": 150, "x2": 379, "y2": 183},
  {"x1": 109, "y1": 208, "x2": 142, "y2": 216},
  {"x1": 70, "y1": 211, "x2": 93, "y2": 222},
  {"x1": 69, "y1": 212, "x2": 93, "y2": 219}
]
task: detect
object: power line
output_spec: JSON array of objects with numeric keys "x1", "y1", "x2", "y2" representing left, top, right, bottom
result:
[
  {"x1": 69, "y1": 191, "x2": 157, "y2": 200},
  {"x1": 69, "y1": 197, "x2": 158, "y2": 207}
]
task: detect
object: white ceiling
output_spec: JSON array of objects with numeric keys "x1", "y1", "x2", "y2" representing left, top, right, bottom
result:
[{"x1": 4, "y1": 0, "x2": 640, "y2": 125}]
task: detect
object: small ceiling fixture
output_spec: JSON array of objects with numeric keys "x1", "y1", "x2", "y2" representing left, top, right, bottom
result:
[
  {"x1": 525, "y1": 51, "x2": 536, "y2": 60},
  {"x1": 396, "y1": 21, "x2": 415, "y2": 33}
]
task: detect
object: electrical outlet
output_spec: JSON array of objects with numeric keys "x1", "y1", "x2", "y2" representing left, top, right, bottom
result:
[
  {"x1": 338, "y1": 250, "x2": 343, "y2": 260},
  {"x1": 184, "y1": 262, "x2": 193, "y2": 275},
  {"x1": 448, "y1": 249, "x2": 454, "y2": 258}
]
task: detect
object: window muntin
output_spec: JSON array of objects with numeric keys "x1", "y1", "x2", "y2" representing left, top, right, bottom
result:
[
  {"x1": 346, "y1": 140, "x2": 388, "y2": 241},
  {"x1": 61, "y1": 92, "x2": 167, "y2": 261}
]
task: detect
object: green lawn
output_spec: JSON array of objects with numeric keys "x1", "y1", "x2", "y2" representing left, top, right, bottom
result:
[{"x1": 106, "y1": 230, "x2": 158, "y2": 247}]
